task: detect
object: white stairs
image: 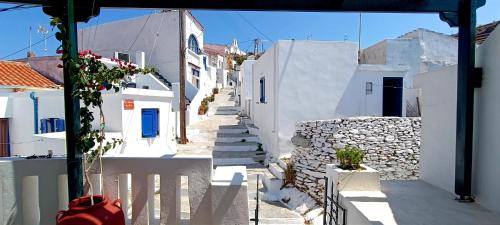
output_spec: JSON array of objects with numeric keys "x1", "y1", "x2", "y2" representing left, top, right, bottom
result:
[{"x1": 262, "y1": 158, "x2": 290, "y2": 199}]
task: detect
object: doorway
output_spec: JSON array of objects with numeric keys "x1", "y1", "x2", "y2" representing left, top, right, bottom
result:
[
  {"x1": 0, "y1": 118, "x2": 9, "y2": 157},
  {"x1": 383, "y1": 77, "x2": 403, "y2": 117}
]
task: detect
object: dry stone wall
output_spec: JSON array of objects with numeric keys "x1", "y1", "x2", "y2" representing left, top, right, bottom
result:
[{"x1": 290, "y1": 117, "x2": 421, "y2": 201}]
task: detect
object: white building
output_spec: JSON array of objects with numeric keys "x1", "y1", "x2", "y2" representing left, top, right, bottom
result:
[
  {"x1": 414, "y1": 25, "x2": 500, "y2": 214},
  {"x1": 204, "y1": 43, "x2": 231, "y2": 88},
  {"x1": 238, "y1": 59, "x2": 256, "y2": 117},
  {"x1": 79, "y1": 10, "x2": 216, "y2": 126},
  {"x1": 229, "y1": 39, "x2": 246, "y2": 56},
  {"x1": 0, "y1": 60, "x2": 61, "y2": 157},
  {"x1": 361, "y1": 28, "x2": 458, "y2": 116},
  {"x1": 1, "y1": 56, "x2": 177, "y2": 157},
  {"x1": 249, "y1": 40, "x2": 407, "y2": 158}
]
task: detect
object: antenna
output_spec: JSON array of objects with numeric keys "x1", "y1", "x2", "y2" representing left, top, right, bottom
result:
[
  {"x1": 37, "y1": 25, "x2": 49, "y2": 53},
  {"x1": 29, "y1": 26, "x2": 32, "y2": 53},
  {"x1": 358, "y1": 13, "x2": 362, "y2": 64}
]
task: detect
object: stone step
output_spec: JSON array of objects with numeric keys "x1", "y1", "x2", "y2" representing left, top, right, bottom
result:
[
  {"x1": 278, "y1": 159, "x2": 288, "y2": 171},
  {"x1": 213, "y1": 150, "x2": 265, "y2": 158},
  {"x1": 216, "y1": 133, "x2": 259, "y2": 142},
  {"x1": 213, "y1": 158, "x2": 263, "y2": 166},
  {"x1": 262, "y1": 169, "x2": 283, "y2": 194},
  {"x1": 213, "y1": 142, "x2": 260, "y2": 151},
  {"x1": 268, "y1": 163, "x2": 285, "y2": 180}
]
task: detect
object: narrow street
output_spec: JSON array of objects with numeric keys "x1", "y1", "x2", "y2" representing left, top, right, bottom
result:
[{"x1": 177, "y1": 88, "x2": 304, "y2": 225}]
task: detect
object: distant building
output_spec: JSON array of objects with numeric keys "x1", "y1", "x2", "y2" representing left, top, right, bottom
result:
[
  {"x1": 360, "y1": 28, "x2": 459, "y2": 116},
  {"x1": 204, "y1": 43, "x2": 230, "y2": 88}
]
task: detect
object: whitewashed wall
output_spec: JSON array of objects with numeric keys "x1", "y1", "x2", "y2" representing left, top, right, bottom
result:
[
  {"x1": 251, "y1": 40, "x2": 410, "y2": 158},
  {"x1": 362, "y1": 29, "x2": 458, "y2": 116},
  {"x1": 79, "y1": 11, "x2": 204, "y2": 86},
  {"x1": 252, "y1": 44, "x2": 277, "y2": 159},
  {"x1": 8, "y1": 91, "x2": 65, "y2": 156},
  {"x1": 7, "y1": 87, "x2": 176, "y2": 156},
  {"x1": 240, "y1": 60, "x2": 256, "y2": 117},
  {"x1": 415, "y1": 27, "x2": 500, "y2": 214}
]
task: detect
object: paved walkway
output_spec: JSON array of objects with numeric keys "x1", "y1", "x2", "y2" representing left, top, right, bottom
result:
[{"x1": 177, "y1": 88, "x2": 304, "y2": 225}]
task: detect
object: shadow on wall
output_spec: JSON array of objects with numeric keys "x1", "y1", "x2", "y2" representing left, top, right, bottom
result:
[{"x1": 212, "y1": 172, "x2": 245, "y2": 225}]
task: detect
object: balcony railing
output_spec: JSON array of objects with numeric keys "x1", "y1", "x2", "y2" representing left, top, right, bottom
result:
[{"x1": 0, "y1": 155, "x2": 248, "y2": 225}]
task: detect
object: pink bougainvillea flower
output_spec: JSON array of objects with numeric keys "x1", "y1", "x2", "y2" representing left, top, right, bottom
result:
[
  {"x1": 56, "y1": 49, "x2": 63, "y2": 54},
  {"x1": 98, "y1": 85, "x2": 105, "y2": 91}
]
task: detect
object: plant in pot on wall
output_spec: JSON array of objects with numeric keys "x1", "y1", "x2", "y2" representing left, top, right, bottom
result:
[
  {"x1": 335, "y1": 146, "x2": 365, "y2": 170},
  {"x1": 328, "y1": 146, "x2": 380, "y2": 193},
  {"x1": 51, "y1": 18, "x2": 156, "y2": 225}
]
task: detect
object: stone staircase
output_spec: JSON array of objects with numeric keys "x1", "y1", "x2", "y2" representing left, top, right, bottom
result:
[
  {"x1": 262, "y1": 157, "x2": 290, "y2": 198},
  {"x1": 184, "y1": 88, "x2": 266, "y2": 167}
]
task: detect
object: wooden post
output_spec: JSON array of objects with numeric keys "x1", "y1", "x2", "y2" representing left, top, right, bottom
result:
[
  {"x1": 179, "y1": 10, "x2": 187, "y2": 144},
  {"x1": 63, "y1": 0, "x2": 83, "y2": 200}
]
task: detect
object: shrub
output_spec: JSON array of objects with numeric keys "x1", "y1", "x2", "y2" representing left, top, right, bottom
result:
[
  {"x1": 281, "y1": 159, "x2": 295, "y2": 189},
  {"x1": 336, "y1": 146, "x2": 365, "y2": 170},
  {"x1": 213, "y1": 87, "x2": 219, "y2": 94}
]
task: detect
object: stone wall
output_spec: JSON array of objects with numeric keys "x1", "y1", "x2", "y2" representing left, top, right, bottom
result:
[{"x1": 290, "y1": 117, "x2": 421, "y2": 201}]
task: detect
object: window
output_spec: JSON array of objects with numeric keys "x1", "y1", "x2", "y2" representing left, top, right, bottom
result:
[
  {"x1": 366, "y1": 82, "x2": 373, "y2": 95},
  {"x1": 114, "y1": 52, "x2": 130, "y2": 62},
  {"x1": 188, "y1": 34, "x2": 200, "y2": 54},
  {"x1": 142, "y1": 108, "x2": 159, "y2": 138},
  {"x1": 192, "y1": 68, "x2": 200, "y2": 77},
  {"x1": 259, "y1": 77, "x2": 265, "y2": 103}
]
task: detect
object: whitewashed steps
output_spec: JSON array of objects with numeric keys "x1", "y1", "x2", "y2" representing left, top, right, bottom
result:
[
  {"x1": 214, "y1": 158, "x2": 262, "y2": 166},
  {"x1": 213, "y1": 142, "x2": 260, "y2": 151},
  {"x1": 268, "y1": 163, "x2": 285, "y2": 180},
  {"x1": 216, "y1": 133, "x2": 259, "y2": 142},
  {"x1": 262, "y1": 169, "x2": 283, "y2": 194}
]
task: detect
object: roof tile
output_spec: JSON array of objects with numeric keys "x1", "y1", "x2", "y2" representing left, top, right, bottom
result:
[{"x1": 0, "y1": 61, "x2": 59, "y2": 89}]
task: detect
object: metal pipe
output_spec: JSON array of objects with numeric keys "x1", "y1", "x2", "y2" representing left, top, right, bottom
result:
[
  {"x1": 63, "y1": 0, "x2": 83, "y2": 200},
  {"x1": 454, "y1": 0, "x2": 477, "y2": 201},
  {"x1": 29, "y1": 92, "x2": 39, "y2": 134}
]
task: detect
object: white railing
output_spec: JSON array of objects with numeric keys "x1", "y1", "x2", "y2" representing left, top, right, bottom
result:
[{"x1": 0, "y1": 156, "x2": 248, "y2": 225}]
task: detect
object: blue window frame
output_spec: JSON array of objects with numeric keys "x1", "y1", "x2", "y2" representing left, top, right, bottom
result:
[
  {"x1": 142, "y1": 108, "x2": 159, "y2": 138},
  {"x1": 259, "y1": 77, "x2": 266, "y2": 103},
  {"x1": 188, "y1": 34, "x2": 200, "y2": 54},
  {"x1": 192, "y1": 68, "x2": 200, "y2": 77}
]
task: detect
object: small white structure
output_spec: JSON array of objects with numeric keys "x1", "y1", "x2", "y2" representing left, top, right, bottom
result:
[
  {"x1": 361, "y1": 28, "x2": 458, "y2": 116},
  {"x1": 249, "y1": 40, "x2": 407, "y2": 158},
  {"x1": 414, "y1": 26, "x2": 500, "y2": 214}
]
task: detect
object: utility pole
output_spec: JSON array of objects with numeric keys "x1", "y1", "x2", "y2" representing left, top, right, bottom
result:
[
  {"x1": 253, "y1": 38, "x2": 260, "y2": 56},
  {"x1": 179, "y1": 10, "x2": 188, "y2": 144}
]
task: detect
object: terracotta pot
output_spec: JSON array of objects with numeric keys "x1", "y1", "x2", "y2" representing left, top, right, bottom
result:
[{"x1": 56, "y1": 195, "x2": 125, "y2": 225}]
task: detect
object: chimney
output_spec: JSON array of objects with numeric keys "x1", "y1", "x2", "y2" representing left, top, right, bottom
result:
[
  {"x1": 135, "y1": 51, "x2": 145, "y2": 69},
  {"x1": 27, "y1": 51, "x2": 36, "y2": 58}
]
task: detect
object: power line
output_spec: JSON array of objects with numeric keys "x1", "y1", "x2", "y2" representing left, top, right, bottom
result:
[
  {"x1": 127, "y1": 10, "x2": 154, "y2": 52},
  {"x1": 235, "y1": 12, "x2": 274, "y2": 43},
  {"x1": 1, "y1": 34, "x2": 55, "y2": 60},
  {"x1": 0, "y1": 4, "x2": 39, "y2": 12}
]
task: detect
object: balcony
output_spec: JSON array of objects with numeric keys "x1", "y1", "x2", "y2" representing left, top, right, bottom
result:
[{"x1": 0, "y1": 155, "x2": 248, "y2": 225}]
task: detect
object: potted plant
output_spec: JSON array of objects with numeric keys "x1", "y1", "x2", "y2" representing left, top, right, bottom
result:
[
  {"x1": 326, "y1": 146, "x2": 380, "y2": 193},
  {"x1": 52, "y1": 18, "x2": 156, "y2": 225}
]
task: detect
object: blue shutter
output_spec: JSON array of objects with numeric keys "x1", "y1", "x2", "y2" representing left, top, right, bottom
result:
[
  {"x1": 142, "y1": 109, "x2": 159, "y2": 138},
  {"x1": 259, "y1": 78, "x2": 265, "y2": 103},
  {"x1": 55, "y1": 119, "x2": 65, "y2": 132}
]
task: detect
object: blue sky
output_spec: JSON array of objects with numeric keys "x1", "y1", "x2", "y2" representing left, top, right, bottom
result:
[{"x1": 0, "y1": 1, "x2": 499, "y2": 59}]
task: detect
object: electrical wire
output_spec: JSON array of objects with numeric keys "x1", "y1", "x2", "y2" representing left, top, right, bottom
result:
[
  {"x1": 235, "y1": 12, "x2": 274, "y2": 43},
  {"x1": 1, "y1": 34, "x2": 55, "y2": 60},
  {"x1": 0, "y1": 4, "x2": 39, "y2": 12},
  {"x1": 127, "y1": 10, "x2": 154, "y2": 52}
]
